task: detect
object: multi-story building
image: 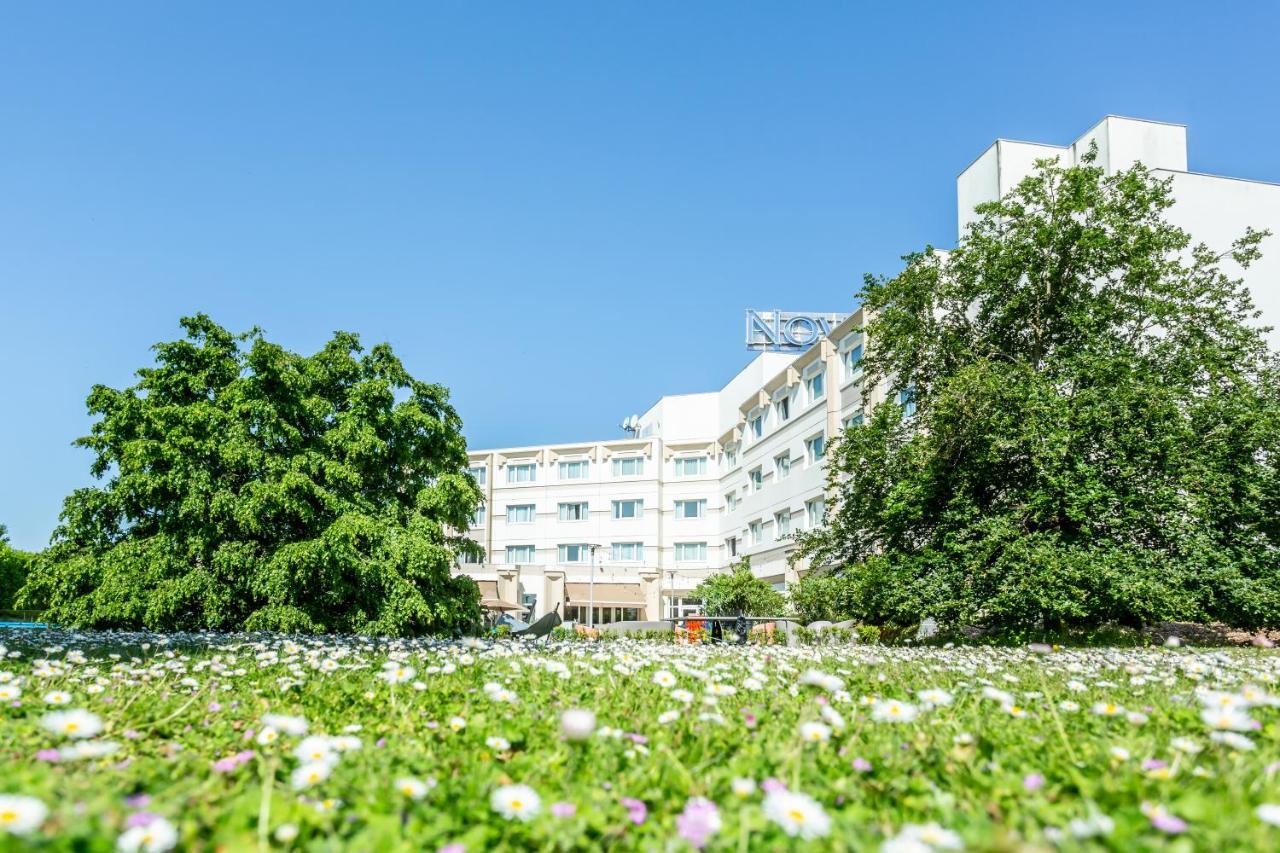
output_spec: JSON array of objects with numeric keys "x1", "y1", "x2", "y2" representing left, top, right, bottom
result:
[{"x1": 458, "y1": 115, "x2": 1280, "y2": 623}]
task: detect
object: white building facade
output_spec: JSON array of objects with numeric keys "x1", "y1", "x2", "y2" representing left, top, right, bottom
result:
[{"x1": 458, "y1": 116, "x2": 1280, "y2": 623}]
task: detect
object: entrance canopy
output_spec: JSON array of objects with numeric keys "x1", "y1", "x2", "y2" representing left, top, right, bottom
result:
[{"x1": 565, "y1": 582, "x2": 644, "y2": 607}]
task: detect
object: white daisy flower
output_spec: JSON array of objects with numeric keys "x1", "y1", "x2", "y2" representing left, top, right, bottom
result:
[
  {"x1": 0, "y1": 795, "x2": 48, "y2": 836},
  {"x1": 762, "y1": 790, "x2": 830, "y2": 840},
  {"x1": 39, "y1": 709, "x2": 103, "y2": 739},
  {"x1": 491, "y1": 784, "x2": 541, "y2": 822},
  {"x1": 116, "y1": 817, "x2": 179, "y2": 852}
]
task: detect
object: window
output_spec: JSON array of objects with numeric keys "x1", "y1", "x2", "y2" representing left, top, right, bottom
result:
[
  {"x1": 776, "y1": 395, "x2": 791, "y2": 422},
  {"x1": 673, "y1": 456, "x2": 708, "y2": 477},
  {"x1": 843, "y1": 342, "x2": 864, "y2": 381},
  {"x1": 844, "y1": 412, "x2": 865, "y2": 429},
  {"x1": 612, "y1": 499, "x2": 643, "y2": 520},
  {"x1": 806, "y1": 498, "x2": 825, "y2": 529},
  {"x1": 507, "y1": 463, "x2": 536, "y2": 484},
  {"x1": 749, "y1": 520, "x2": 763, "y2": 545},
  {"x1": 675, "y1": 542, "x2": 707, "y2": 562},
  {"x1": 674, "y1": 499, "x2": 706, "y2": 519},
  {"x1": 558, "y1": 502, "x2": 588, "y2": 521},
  {"x1": 612, "y1": 456, "x2": 644, "y2": 477},
  {"x1": 506, "y1": 504, "x2": 535, "y2": 524},
  {"x1": 725, "y1": 491, "x2": 739, "y2": 512},
  {"x1": 806, "y1": 434, "x2": 825, "y2": 463},
  {"x1": 724, "y1": 445, "x2": 739, "y2": 468},
  {"x1": 749, "y1": 413, "x2": 763, "y2": 439},
  {"x1": 506, "y1": 545, "x2": 535, "y2": 564},
  {"x1": 471, "y1": 505, "x2": 486, "y2": 527},
  {"x1": 726, "y1": 536, "x2": 738, "y2": 558},
  {"x1": 458, "y1": 549, "x2": 483, "y2": 565},
  {"x1": 558, "y1": 543, "x2": 591, "y2": 563},
  {"x1": 559, "y1": 460, "x2": 589, "y2": 480},
  {"x1": 468, "y1": 466, "x2": 487, "y2": 486},
  {"x1": 611, "y1": 542, "x2": 644, "y2": 562},
  {"x1": 775, "y1": 454, "x2": 791, "y2": 480},
  {"x1": 748, "y1": 467, "x2": 763, "y2": 492},
  {"x1": 805, "y1": 368, "x2": 826, "y2": 403},
  {"x1": 899, "y1": 386, "x2": 917, "y2": 418},
  {"x1": 775, "y1": 510, "x2": 792, "y2": 538}
]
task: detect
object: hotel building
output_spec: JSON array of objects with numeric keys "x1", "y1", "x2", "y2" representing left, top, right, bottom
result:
[{"x1": 458, "y1": 116, "x2": 1280, "y2": 623}]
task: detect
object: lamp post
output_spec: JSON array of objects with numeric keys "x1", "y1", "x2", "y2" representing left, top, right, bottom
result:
[{"x1": 588, "y1": 544, "x2": 601, "y2": 628}]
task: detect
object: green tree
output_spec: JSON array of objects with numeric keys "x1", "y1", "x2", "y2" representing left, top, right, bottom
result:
[
  {"x1": 19, "y1": 315, "x2": 483, "y2": 635},
  {"x1": 795, "y1": 150, "x2": 1280, "y2": 632},
  {"x1": 0, "y1": 525, "x2": 36, "y2": 613},
  {"x1": 690, "y1": 558, "x2": 786, "y2": 617}
]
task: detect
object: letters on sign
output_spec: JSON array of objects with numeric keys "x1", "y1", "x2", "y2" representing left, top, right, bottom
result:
[{"x1": 745, "y1": 310, "x2": 850, "y2": 352}]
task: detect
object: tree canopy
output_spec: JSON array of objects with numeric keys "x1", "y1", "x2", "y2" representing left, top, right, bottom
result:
[
  {"x1": 19, "y1": 315, "x2": 483, "y2": 635},
  {"x1": 0, "y1": 525, "x2": 36, "y2": 613},
  {"x1": 795, "y1": 150, "x2": 1280, "y2": 632},
  {"x1": 690, "y1": 558, "x2": 786, "y2": 617}
]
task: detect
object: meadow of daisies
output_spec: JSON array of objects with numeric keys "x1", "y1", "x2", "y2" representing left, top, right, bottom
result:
[{"x1": 3, "y1": 632, "x2": 1280, "y2": 851}]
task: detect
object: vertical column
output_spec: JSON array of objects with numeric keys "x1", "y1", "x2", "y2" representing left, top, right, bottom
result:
[
  {"x1": 639, "y1": 569, "x2": 661, "y2": 621},
  {"x1": 543, "y1": 569, "x2": 566, "y2": 618}
]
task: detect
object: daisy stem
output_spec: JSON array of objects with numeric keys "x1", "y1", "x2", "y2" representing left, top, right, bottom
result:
[{"x1": 257, "y1": 753, "x2": 276, "y2": 852}]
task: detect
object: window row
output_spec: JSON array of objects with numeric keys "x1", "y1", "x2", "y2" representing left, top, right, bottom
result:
[
  {"x1": 725, "y1": 498, "x2": 825, "y2": 555},
  {"x1": 487, "y1": 498, "x2": 709, "y2": 524},
  {"x1": 473, "y1": 454, "x2": 714, "y2": 485},
  {"x1": 500, "y1": 542, "x2": 710, "y2": 564}
]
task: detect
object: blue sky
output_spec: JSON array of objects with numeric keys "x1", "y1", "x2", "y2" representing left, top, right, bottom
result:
[{"x1": 3, "y1": 2, "x2": 1279, "y2": 550}]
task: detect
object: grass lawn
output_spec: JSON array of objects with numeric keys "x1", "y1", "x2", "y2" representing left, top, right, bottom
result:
[{"x1": 2, "y1": 629, "x2": 1280, "y2": 850}]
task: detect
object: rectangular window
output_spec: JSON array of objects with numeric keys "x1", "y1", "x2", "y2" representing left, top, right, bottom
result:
[
  {"x1": 558, "y1": 502, "x2": 588, "y2": 521},
  {"x1": 506, "y1": 504, "x2": 535, "y2": 524},
  {"x1": 558, "y1": 543, "x2": 591, "y2": 563},
  {"x1": 749, "y1": 467, "x2": 763, "y2": 492},
  {"x1": 612, "y1": 456, "x2": 644, "y2": 477},
  {"x1": 559, "y1": 460, "x2": 589, "y2": 480},
  {"x1": 726, "y1": 536, "x2": 738, "y2": 558},
  {"x1": 777, "y1": 395, "x2": 790, "y2": 422},
  {"x1": 673, "y1": 456, "x2": 708, "y2": 477},
  {"x1": 806, "y1": 498, "x2": 825, "y2": 529},
  {"x1": 725, "y1": 491, "x2": 738, "y2": 512},
  {"x1": 471, "y1": 505, "x2": 486, "y2": 527},
  {"x1": 805, "y1": 368, "x2": 826, "y2": 403},
  {"x1": 806, "y1": 434, "x2": 825, "y2": 463},
  {"x1": 674, "y1": 542, "x2": 707, "y2": 562},
  {"x1": 458, "y1": 549, "x2": 482, "y2": 565},
  {"x1": 775, "y1": 510, "x2": 792, "y2": 538},
  {"x1": 506, "y1": 545, "x2": 535, "y2": 564},
  {"x1": 724, "y1": 446, "x2": 739, "y2": 468},
  {"x1": 844, "y1": 412, "x2": 865, "y2": 429},
  {"x1": 843, "y1": 343, "x2": 864, "y2": 381},
  {"x1": 775, "y1": 454, "x2": 791, "y2": 480},
  {"x1": 674, "y1": 499, "x2": 706, "y2": 519},
  {"x1": 611, "y1": 542, "x2": 644, "y2": 562},
  {"x1": 899, "y1": 386, "x2": 917, "y2": 418},
  {"x1": 507, "y1": 463, "x2": 537, "y2": 484},
  {"x1": 612, "y1": 499, "x2": 643, "y2": 519},
  {"x1": 749, "y1": 414, "x2": 763, "y2": 439},
  {"x1": 749, "y1": 520, "x2": 763, "y2": 545},
  {"x1": 468, "y1": 466, "x2": 487, "y2": 486}
]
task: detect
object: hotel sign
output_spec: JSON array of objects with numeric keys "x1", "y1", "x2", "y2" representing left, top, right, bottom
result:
[{"x1": 745, "y1": 309, "x2": 849, "y2": 352}]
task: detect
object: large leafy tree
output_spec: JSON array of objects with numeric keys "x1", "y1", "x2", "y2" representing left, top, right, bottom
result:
[
  {"x1": 19, "y1": 315, "x2": 483, "y2": 635},
  {"x1": 0, "y1": 525, "x2": 36, "y2": 613},
  {"x1": 796, "y1": 151, "x2": 1280, "y2": 631},
  {"x1": 690, "y1": 558, "x2": 786, "y2": 617}
]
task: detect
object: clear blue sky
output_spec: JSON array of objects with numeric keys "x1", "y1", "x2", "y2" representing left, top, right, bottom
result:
[{"x1": 3, "y1": 2, "x2": 1279, "y2": 551}]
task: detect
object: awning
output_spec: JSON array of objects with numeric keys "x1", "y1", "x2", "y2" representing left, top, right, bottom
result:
[{"x1": 565, "y1": 582, "x2": 644, "y2": 607}]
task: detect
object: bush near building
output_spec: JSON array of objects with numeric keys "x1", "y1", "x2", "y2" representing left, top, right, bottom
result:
[
  {"x1": 795, "y1": 149, "x2": 1280, "y2": 633},
  {"x1": 17, "y1": 315, "x2": 484, "y2": 635}
]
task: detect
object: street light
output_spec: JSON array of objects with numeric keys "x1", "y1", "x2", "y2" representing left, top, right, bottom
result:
[{"x1": 587, "y1": 544, "x2": 602, "y2": 628}]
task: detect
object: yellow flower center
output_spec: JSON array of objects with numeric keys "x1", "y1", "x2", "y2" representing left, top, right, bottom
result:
[
  {"x1": 1, "y1": 812, "x2": 16, "y2": 823},
  {"x1": 789, "y1": 809, "x2": 805, "y2": 822},
  {"x1": 511, "y1": 799, "x2": 523, "y2": 809}
]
